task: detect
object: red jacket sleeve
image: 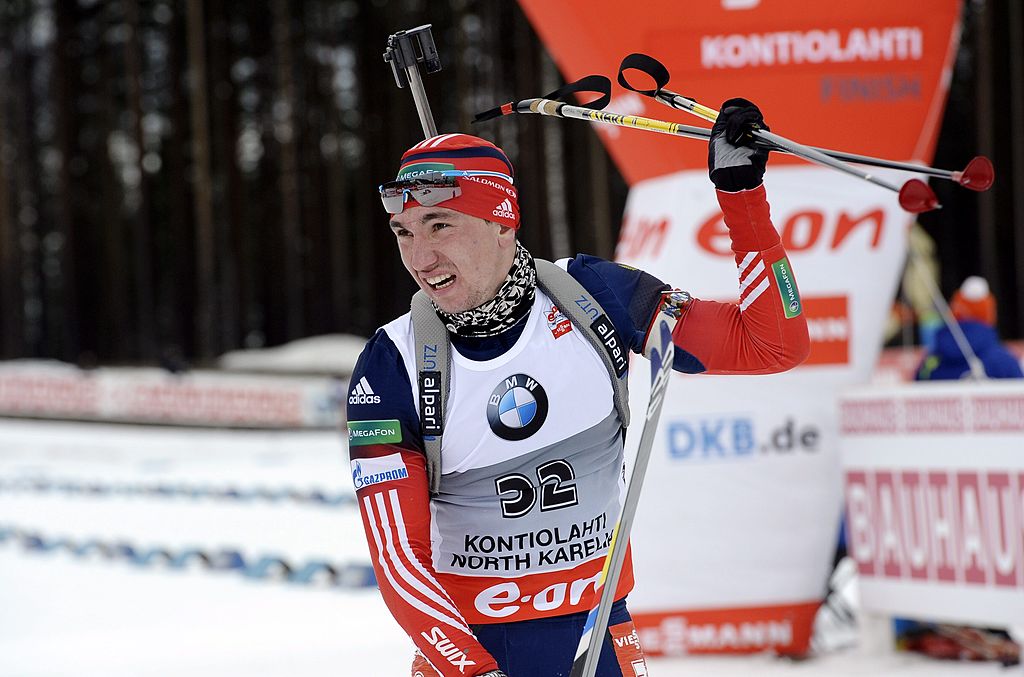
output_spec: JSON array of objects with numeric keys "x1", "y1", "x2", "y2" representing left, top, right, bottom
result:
[
  {"x1": 673, "y1": 185, "x2": 810, "y2": 374},
  {"x1": 354, "y1": 444, "x2": 499, "y2": 676}
]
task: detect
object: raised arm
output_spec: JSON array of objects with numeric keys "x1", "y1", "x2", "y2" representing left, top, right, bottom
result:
[
  {"x1": 673, "y1": 184, "x2": 809, "y2": 374},
  {"x1": 672, "y1": 98, "x2": 808, "y2": 375}
]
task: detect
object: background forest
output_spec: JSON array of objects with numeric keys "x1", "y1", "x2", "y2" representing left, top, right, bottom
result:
[{"x1": 0, "y1": 0, "x2": 1021, "y2": 366}]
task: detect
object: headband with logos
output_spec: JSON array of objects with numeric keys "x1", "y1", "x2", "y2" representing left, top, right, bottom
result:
[{"x1": 393, "y1": 133, "x2": 520, "y2": 229}]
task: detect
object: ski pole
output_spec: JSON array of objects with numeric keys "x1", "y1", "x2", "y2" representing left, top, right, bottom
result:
[
  {"x1": 478, "y1": 94, "x2": 939, "y2": 213},
  {"x1": 477, "y1": 84, "x2": 939, "y2": 214},
  {"x1": 474, "y1": 73, "x2": 715, "y2": 142},
  {"x1": 654, "y1": 86, "x2": 993, "y2": 191},
  {"x1": 781, "y1": 150, "x2": 994, "y2": 192},
  {"x1": 613, "y1": 54, "x2": 938, "y2": 212},
  {"x1": 569, "y1": 293, "x2": 683, "y2": 677},
  {"x1": 479, "y1": 96, "x2": 719, "y2": 142},
  {"x1": 618, "y1": 53, "x2": 993, "y2": 192}
]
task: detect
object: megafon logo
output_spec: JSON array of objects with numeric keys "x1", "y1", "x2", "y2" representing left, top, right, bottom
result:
[
  {"x1": 802, "y1": 296, "x2": 850, "y2": 366},
  {"x1": 697, "y1": 207, "x2": 887, "y2": 256}
]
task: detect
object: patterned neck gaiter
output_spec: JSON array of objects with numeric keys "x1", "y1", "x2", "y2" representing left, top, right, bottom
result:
[{"x1": 434, "y1": 242, "x2": 537, "y2": 338}]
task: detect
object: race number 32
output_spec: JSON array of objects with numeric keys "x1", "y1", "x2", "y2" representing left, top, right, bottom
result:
[{"x1": 494, "y1": 459, "x2": 578, "y2": 518}]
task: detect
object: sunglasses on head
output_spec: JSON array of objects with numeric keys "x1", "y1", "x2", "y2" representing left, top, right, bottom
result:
[{"x1": 379, "y1": 169, "x2": 514, "y2": 215}]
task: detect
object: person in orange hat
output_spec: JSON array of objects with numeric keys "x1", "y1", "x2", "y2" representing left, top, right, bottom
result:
[
  {"x1": 347, "y1": 101, "x2": 810, "y2": 677},
  {"x1": 916, "y1": 276, "x2": 1023, "y2": 380}
]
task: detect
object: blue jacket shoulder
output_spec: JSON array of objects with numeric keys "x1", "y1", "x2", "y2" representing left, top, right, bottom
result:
[
  {"x1": 567, "y1": 254, "x2": 704, "y2": 373},
  {"x1": 566, "y1": 254, "x2": 667, "y2": 352},
  {"x1": 347, "y1": 327, "x2": 423, "y2": 454}
]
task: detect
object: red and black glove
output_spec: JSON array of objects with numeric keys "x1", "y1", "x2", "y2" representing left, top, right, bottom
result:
[{"x1": 708, "y1": 98, "x2": 770, "y2": 192}]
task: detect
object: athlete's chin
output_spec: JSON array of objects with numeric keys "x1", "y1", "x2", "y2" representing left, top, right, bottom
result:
[
  {"x1": 425, "y1": 287, "x2": 470, "y2": 314},
  {"x1": 432, "y1": 300, "x2": 463, "y2": 314},
  {"x1": 424, "y1": 281, "x2": 491, "y2": 315}
]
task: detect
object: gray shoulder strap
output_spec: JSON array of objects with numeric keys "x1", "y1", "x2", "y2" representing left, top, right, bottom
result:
[
  {"x1": 534, "y1": 259, "x2": 630, "y2": 429},
  {"x1": 410, "y1": 291, "x2": 448, "y2": 494}
]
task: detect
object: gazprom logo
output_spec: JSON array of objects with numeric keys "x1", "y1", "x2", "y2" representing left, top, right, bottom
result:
[{"x1": 351, "y1": 452, "x2": 409, "y2": 490}]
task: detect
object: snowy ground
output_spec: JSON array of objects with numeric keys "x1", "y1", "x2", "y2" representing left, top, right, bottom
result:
[{"x1": 0, "y1": 418, "x2": 1015, "y2": 676}]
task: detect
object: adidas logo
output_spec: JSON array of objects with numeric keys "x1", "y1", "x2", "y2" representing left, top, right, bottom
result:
[
  {"x1": 492, "y1": 198, "x2": 515, "y2": 220},
  {"x1": 348, "y1": 376, "x2": 381, "y2": 405}
]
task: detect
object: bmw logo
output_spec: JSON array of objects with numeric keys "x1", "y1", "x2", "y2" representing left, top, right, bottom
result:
[{"x1": 486, "y1": 373, "x2": 549, "y2": 441}]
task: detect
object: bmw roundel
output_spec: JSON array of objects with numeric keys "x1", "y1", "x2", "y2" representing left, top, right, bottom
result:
[{"x1": 487, "y1": 373, "x2": 549, "y2": 441}]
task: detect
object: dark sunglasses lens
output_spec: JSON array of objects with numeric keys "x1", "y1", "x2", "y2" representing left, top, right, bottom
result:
[
  {"x1": 381, "y1": 192, "x2": 406, "y2": 214},
  {"x1": 380, "y1": 183, "x2": 460, "y2": 214},
  {"x1": 412, "y1": 186, "x2": 459, "y2": 206}
]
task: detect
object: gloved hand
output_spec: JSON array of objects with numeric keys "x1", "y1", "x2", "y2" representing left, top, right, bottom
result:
[
  {"x1": 477, "y1": 671, "x2": 508, "y2": 677},
  {"x1": 707, "y1": 98, "x2": 770, "y2": 192}
]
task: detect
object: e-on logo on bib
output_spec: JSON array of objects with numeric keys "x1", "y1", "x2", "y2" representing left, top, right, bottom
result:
[{"x1": 486, "y1": 374, "x2": 548, "y2": 441}]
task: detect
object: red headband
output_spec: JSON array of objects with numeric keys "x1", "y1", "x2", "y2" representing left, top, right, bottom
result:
[{"x1": 395, "y1": 133, "x2": 520, "y2": 229}]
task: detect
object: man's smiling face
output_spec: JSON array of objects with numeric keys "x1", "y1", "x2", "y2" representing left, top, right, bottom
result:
[{"x1": 389, "y1": 205, "x2": 517, "y2": 314}]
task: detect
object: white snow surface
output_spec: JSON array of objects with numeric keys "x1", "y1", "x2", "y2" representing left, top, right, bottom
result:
[
  {"x1": 217, "y1": 333, "x2": 368, "y2": 376},
  {"x1": 0, "y1": 419, "x2": 1013, "y2": 676}
]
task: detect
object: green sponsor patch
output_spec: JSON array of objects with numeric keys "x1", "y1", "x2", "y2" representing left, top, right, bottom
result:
[
  {"x1": 397, "y1": 162, "x2": 455, "y2": 180},
  {"x1": 348, "y1": 419, "x2": 402, "y2": 446},
  {"x1": 771, "y1": 257, "x2": 802, "y2": 318}
]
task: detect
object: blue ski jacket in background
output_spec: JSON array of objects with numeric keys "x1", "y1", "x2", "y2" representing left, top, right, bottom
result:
[{"x1": 916, "y1": 320, "x2": 1023, "y2": 381}]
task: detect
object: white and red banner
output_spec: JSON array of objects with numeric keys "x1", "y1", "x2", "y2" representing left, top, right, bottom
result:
[
  {"x1": 0, "y1": 361, "x2": 343, "y2": 428},
  {"x1": 841, "y1": 382, "x2": 1024, "y2": 626},
  {"x1": 518, "y1": 0, "x2": 963, "y2": 654}
]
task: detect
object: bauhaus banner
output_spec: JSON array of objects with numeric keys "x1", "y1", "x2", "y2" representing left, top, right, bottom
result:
[
  {"x1": 518, "y1": 0, "x2": 963, "y2": 655},
  {"x1": 841, "y1": 382, "x2": 1024, "y2": 627}
]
